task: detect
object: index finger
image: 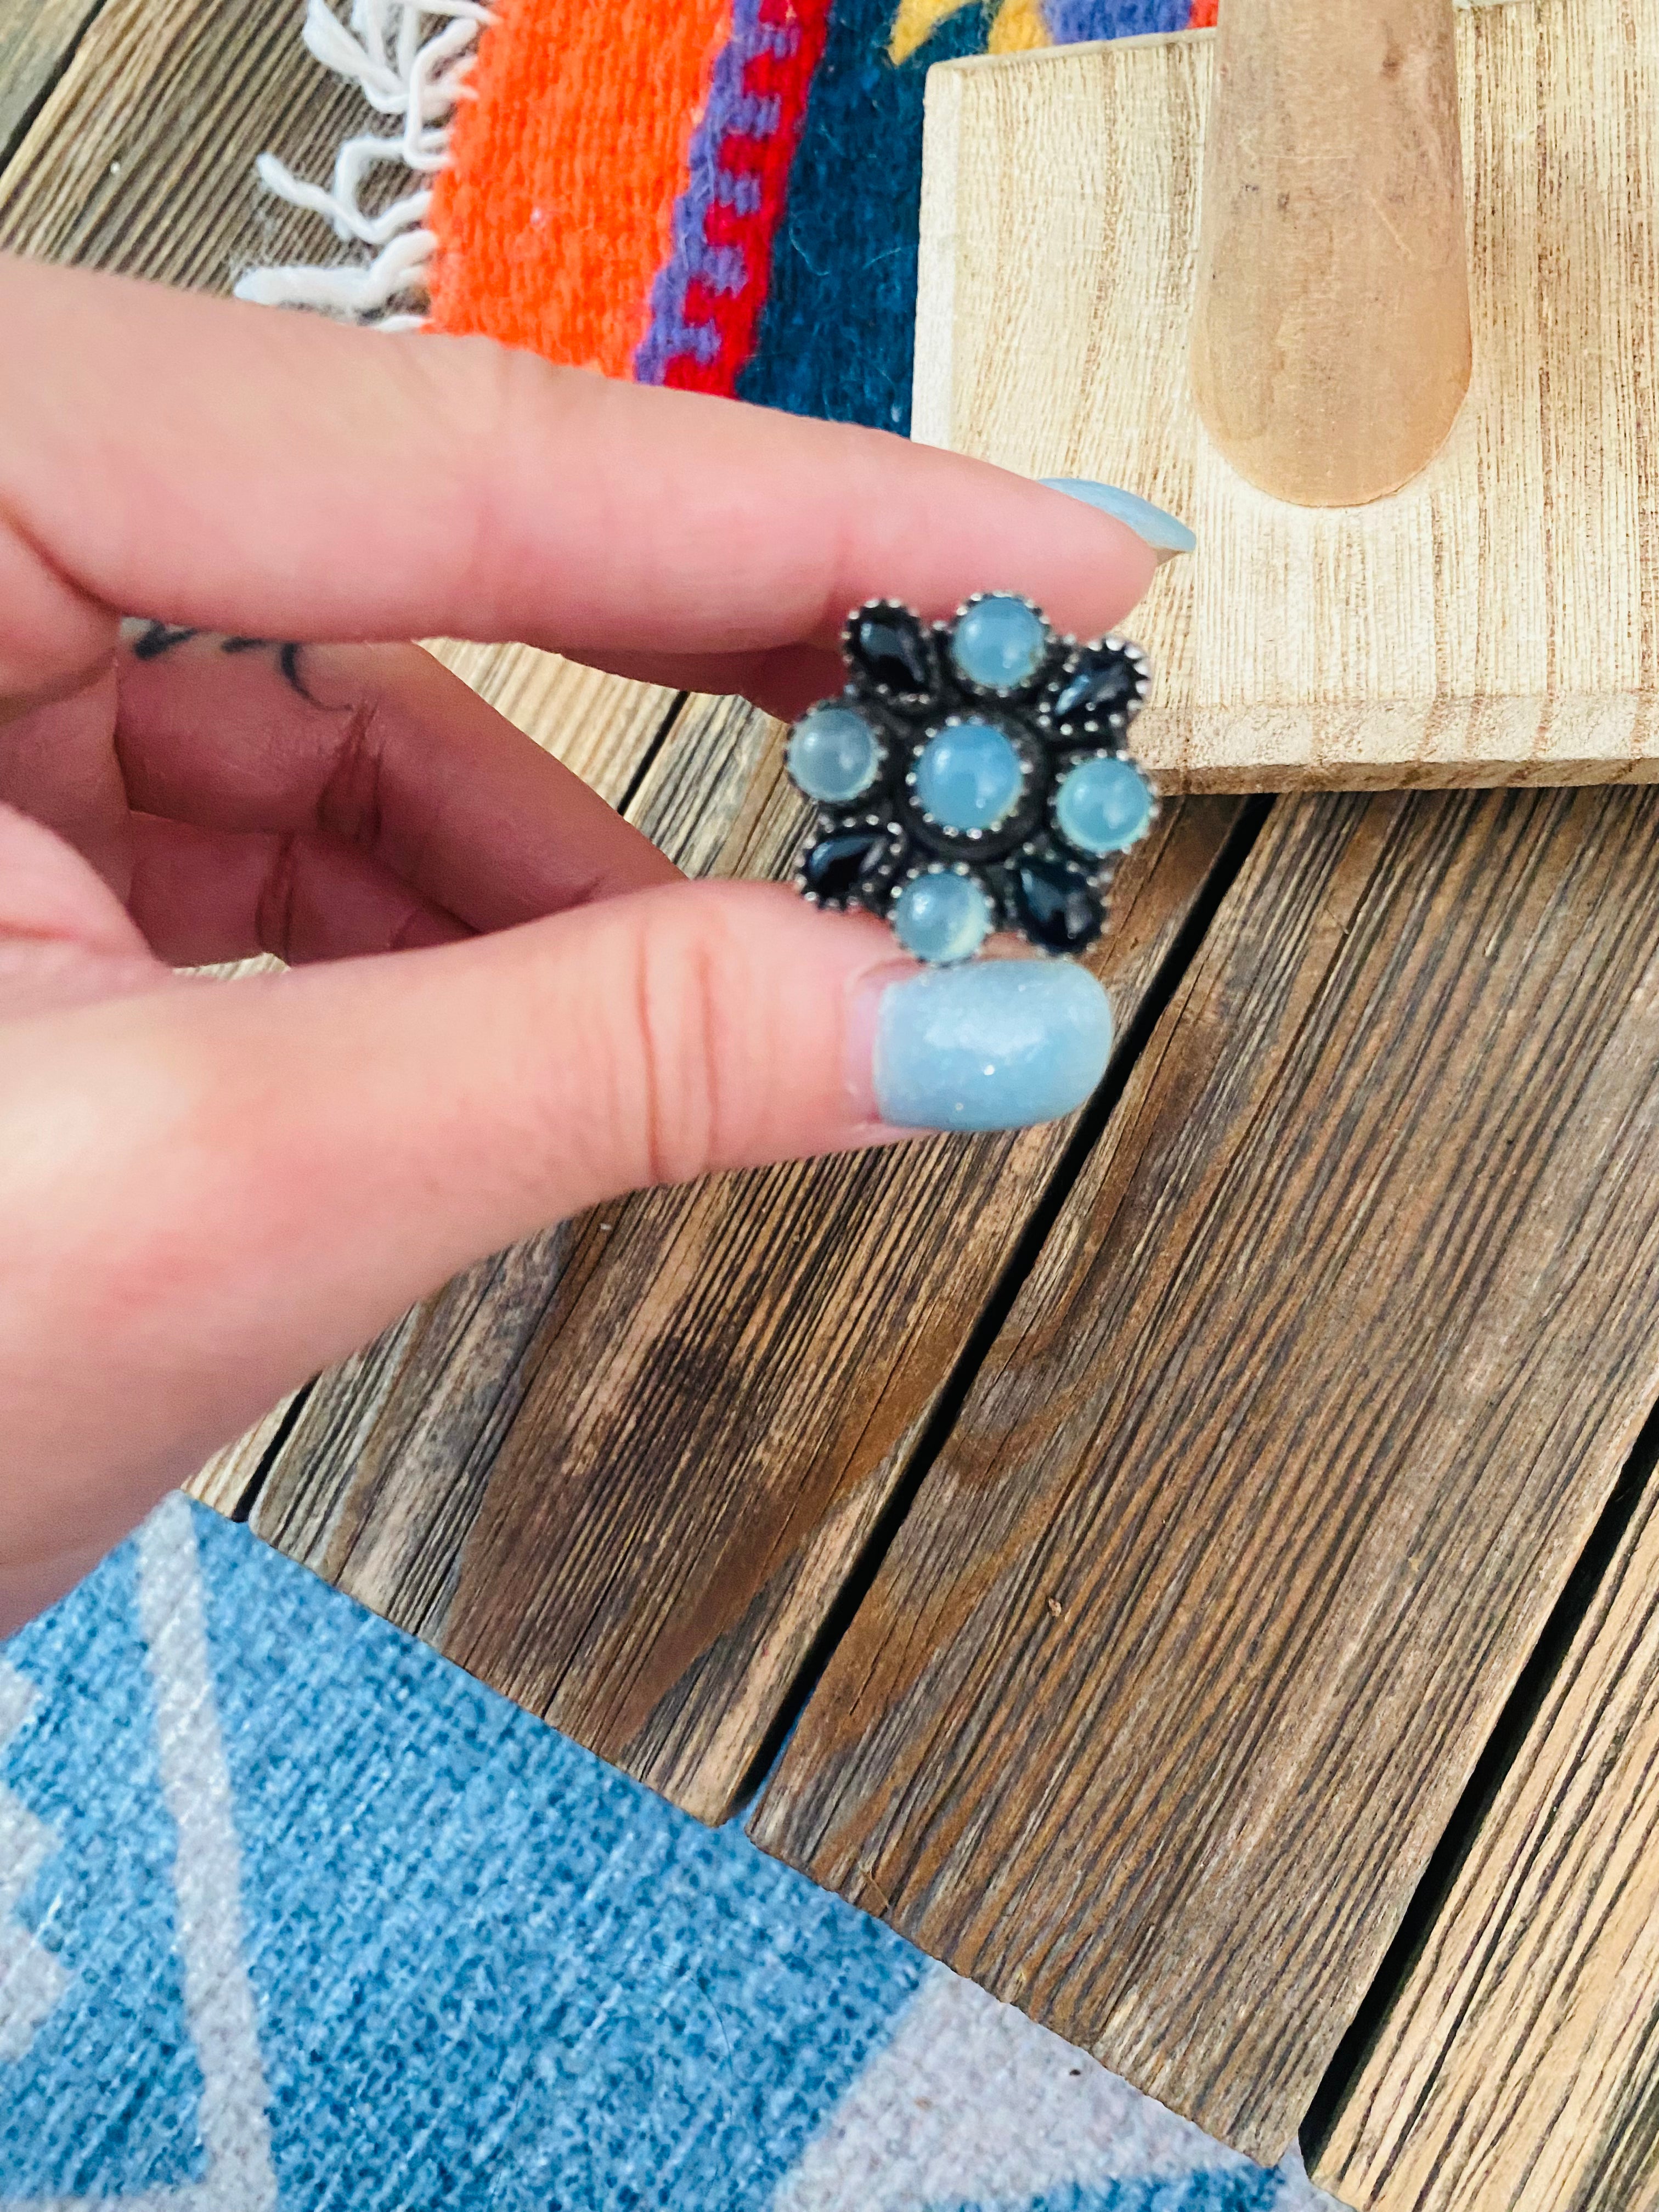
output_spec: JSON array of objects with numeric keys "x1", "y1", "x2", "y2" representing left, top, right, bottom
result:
[{"x1": 0, "y1": 257, "x2": 1158, "y2": 699}]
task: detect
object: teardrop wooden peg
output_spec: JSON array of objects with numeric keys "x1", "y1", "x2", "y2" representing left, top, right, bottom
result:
[{"x1": 1188, "y1": 0, "x2": 1472, "y2": 507}]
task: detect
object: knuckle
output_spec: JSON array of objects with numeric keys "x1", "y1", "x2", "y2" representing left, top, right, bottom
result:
[
  {"x1": 314, "y1": 695, "x2": 389, "y2": 852},
  {"x1": 622, "y1": 893, "x2": 752, "y2": 1191},
  {"x1": 435, "y1": 337, "x2": 584, "y2": 584}
]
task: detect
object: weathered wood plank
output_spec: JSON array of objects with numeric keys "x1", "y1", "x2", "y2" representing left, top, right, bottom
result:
[
  {"x1": 435, "y1": 781, "x2": 1243, "y2": 1819},
  {"x1": 184, "y1": 1393, "x2": 299, "y2": 1517},
  {"x1": 253, "y1": 682, "x2": 1246, "y2": 1819},
  {"x1": 422, "y1": 642, "x2": 679, "y2": 808},
  {"x1": 1316, "y1": 1459, "x2": 1659, "y2": 2209},
  {"x1": 0, "y1": 0, "x2": 364, "y2": 284},
  {"x1": 195, "y1": 654, "x2": 675, "y2": 1531},
  {"x1": 251, "y1": 1228, "x2": 575, "y2": 1637},
  {"x1": 749, "y1": 784, "x2": 1659, "y2": 2164},
  {"x1": 0, "y1": 0, "x2": 109, "y2": 172}
]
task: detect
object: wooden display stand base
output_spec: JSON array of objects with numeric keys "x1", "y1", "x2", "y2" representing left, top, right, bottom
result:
[{"x1": 915, "y1": 0, "x2": 1659, "y2": 791}]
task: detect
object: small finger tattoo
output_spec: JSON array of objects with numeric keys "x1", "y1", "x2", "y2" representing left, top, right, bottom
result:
[
  {"x1": 130, "y1": 621, "x2": 201, "y2": 660},
  {"x1": 126, "y1": 622, "x2": 317, "y2": 703}
]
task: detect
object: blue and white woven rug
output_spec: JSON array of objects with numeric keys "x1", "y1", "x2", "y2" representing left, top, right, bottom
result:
[{"x1": 0, "y1": 1498, "x2": 1340, "y2": 2209}]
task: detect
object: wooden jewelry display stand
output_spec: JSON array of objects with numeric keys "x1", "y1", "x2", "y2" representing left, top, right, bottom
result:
[{"x1": 914, "y1": 0, "x2": 1659, "y2": 789}]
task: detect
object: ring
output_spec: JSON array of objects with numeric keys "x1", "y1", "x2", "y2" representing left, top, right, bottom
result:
[{"x1": 785, "y1": 595, "x2": 1158, "y2": 966}]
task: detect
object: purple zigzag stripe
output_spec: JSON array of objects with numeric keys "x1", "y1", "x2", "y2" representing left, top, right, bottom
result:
[{"x1": 635, "y1": 0, "x2": 797, "y2": 382}]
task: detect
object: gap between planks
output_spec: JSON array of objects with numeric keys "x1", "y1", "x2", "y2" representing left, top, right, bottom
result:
[
  {"x1": 250, "y1": 685, "x2": 1249, "y2": 1821},
  {"x1": 0, "y1": 0, "x2": 111, "y2": 173},
  {"x1": 750, "y1": 782, "x2": 1659, "y2": 2164},
  {"x1": 1313, "y1": 1401, "x2": 1659, "y2": 2209}
]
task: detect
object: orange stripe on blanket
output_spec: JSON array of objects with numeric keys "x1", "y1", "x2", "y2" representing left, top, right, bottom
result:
[{"x1": 428, "y1": 0, "x2": 733, "y2": 377}]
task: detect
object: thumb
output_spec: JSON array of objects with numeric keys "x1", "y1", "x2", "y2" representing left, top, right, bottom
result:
[
  {"x1": 188, "y1": 876, "x2": 1113, "y2": 1253},
  {"x1": 0, "y1": 881, "x2": 1113, "y2": 1594}
]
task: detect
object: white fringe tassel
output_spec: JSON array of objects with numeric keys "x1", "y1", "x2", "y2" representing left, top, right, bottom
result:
[{"x1": 234, "y1": 0, "x2": 491, "y2": 330}]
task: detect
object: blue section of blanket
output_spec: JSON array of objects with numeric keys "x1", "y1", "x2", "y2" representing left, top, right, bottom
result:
[
  {"x1": 2, "y1": 1541, "x2": 206, "y2": 2195},
  {"x1": 0, "y1": 1504, "x2": 1307, "y2": 2210}
]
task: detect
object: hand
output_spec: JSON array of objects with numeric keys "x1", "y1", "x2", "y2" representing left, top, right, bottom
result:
[{"x1": 0, "y1": 256, "x2": 1155, "y2": 1630}]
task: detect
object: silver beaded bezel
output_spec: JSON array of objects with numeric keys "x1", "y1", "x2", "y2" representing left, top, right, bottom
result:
[
  {"x1": 991, "y1": 837, "x2": 1115, "y2": 958},
  {"x1": 904, "y1": 712, "x2": 1040, "y2": 848},
  {"x1": 783, "y1": 696, "x2": 890, "y2": 810},
  {"x1": 886, "y1": 859, "x2": 999, "y2": 963},
  {"x1": 792, "y1": 812, "x2": 906, "y2": 913},
  {"x1": 1047, "y1": 748, "x2": 1163, "y2": 862},
  {"x1": 1040, "y1": 637, "x2": 1153, "y2": 746},
  {"x1": 841, "y1": 598, "x2": 939, "y2": 710},
  {"x1": 790, "y1": 596, "x2": 1154, "y2": 965},
  {"x1": 941, "y1": 591, "x2": 1059, "y2": 704}
]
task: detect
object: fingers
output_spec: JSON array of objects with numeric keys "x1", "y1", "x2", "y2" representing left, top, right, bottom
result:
[
  {"x1": 574, "y1": 641, "x2": 843, "y2": 722},
  {"x1": 0, "y1": 258, "x2": 1157, "y2": 706},
  {"x1": 126, "y1": 814, "x2": 471, "y2": 964},
  {"x1": 114, "y1": 636, "x2": 679, "y2": 934},
  {"x1": 0, "y1": 882, "x2": 1113, "y2": 1588},
  {"x1": 0, "y1": 802, "x2": 148, "y2": 960},
  {"x1": 0, "y1": 667, "x2": 132, "y2": 899},
  {"x1": 0, "y1": 884, "x2": 900, "y2": 1570},
  {"x1": 0, "y1": 803, "x2": 160, "y2": 1020}
]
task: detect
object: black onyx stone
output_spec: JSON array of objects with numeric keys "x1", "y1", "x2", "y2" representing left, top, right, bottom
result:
[
  {"x1": 803, "y1": 828, "x2": 891, "y2": 904},
  {"x1": 1011, "y1": 854, "x2": 1103, "y2": 952},
  {"x1": 1049, "y1": 647, "x2": 1141, "y2": 727},
  {"x1": 849, "y1": 605, "x2": 935, "y2": 699}
]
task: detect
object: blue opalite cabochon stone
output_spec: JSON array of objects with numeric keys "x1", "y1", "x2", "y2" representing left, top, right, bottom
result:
[
  {"x1": 949, "y1": 596, "x2": 1049, "y2": 691},
  {"x1": 891, "y1": 870, "x2": 993, "y2": 964},
  {"x1": 1054, "y1": 754, "x2": 1154, "y2": 856},
  {"x1": 913, "y1": 720, "x2": 1024, "y2": 832},
  {"x1": 787, "y1": 704, "x2": 882, "y2": 804}
]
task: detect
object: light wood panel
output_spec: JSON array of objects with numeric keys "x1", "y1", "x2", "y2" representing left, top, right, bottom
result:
[
  {"x1": 1189, "y1": 0, "x2": 1469, "y2": 507},
  {"x1": 752, "y1": 783, "x2": 1659, "y2": 2164},
  {"x1": 914, "y1": 0, "x2": 1659, "y2": 787},
  {"x1": 253, "y1": 681, "x2": 1247, "y2": 1819},
  {"x1": 1317, "y1": 1463, "x2": 1659, "y2": 2209}
]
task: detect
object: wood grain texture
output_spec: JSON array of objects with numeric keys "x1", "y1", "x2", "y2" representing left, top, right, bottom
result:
[
  {"x1": 0, "y1": 0, "x2": 365, "y2": 284},
  {"x1": 1317, "y1": 1471, "x2": 1659, "y2": 2208},
  {"x1": 422, "y1": 642, "x2": 679, "y2": 806},
  {"x1": 253, "y1": 681, "x2": 1246, "y2": 1820},
  {"x1": 226, "y1": 658, "x2": 691, "y2": 1582},
  {"x1": 915, "y1": 0, "x2": 1659, "y2": 787},
  {"x1": 0, "y1": 0, "x2": 108, "y2": 171},
  {"x1": 1189, "y1": 0, "x2": 1469, "y2": 505},
  {"x1": 751, "y1": 784, "x2": 1659, "y2": 2163},
  {"x1": 250, "y1": 1228, "x2": 574, "y2": 1638},
  {"x1": 176, "y1": 646, "x2": 669, "y2": 1507},
  {"x1": 184, "y1": 1395, "x2": 298, "y2": 1516}
]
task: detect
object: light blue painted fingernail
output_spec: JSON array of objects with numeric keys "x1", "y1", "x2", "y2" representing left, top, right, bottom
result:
[
  {"x1": 873, "y1": 959, "x2": 1113, "y2": 1132},
  {"x1": 1042, "y1": 477, "x2": 1197, "y2": 558}
]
